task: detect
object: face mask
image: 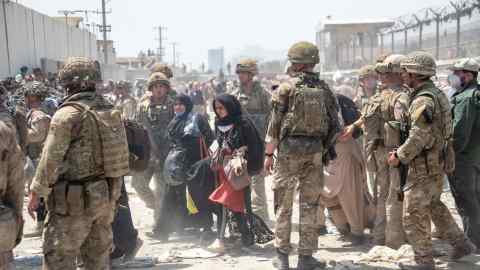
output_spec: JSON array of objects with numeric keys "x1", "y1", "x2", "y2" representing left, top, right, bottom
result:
[
  {"x1": 174, "y1": 111, "x2": 185, "y2": 118},
  {"x1": 448, "y1": 74, "x2": 462, "y2": 90}
]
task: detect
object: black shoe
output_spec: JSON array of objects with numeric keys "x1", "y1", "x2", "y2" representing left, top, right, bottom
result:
[
  {"x1": 272, "y1": 249, "x2": 289, "y2": 270},
  {"x1": 347, "y1": 234, "x2": 365, "y2": 246},
  {"x1": 241, "y1": 232, "x2": 255, "y2": 247},
  {"x1": 318, "y1": 226, "x2": 328, "y2": 236},
  {"x1": 297, "y1": 255, "x2": 326, "y2": 270}
]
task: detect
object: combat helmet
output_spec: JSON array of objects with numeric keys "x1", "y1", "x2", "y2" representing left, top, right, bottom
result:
[
  {"x1": 58, "y1": 57, "x2": 102, "y2": 88},
  {"x1": 150, "y1": 63, "x2": 173, "y2": 78},
  {"x1": 448, "y1": 58, "x2": 480, "y2": 73},
  {"x1": 288, "y1": 41, "x2": 319, "y2": 64},
  {"x1": 115, "y1": 80, "x2": 132, "y2": 91},
  {"x1": 358, "y1": 65, "x2": 377, "y2": 79},
  {"x1": 236, "y1": 59, "x2": 258, "y2": 75},
  {"x1": 375, "y1": 54, "x2": 406, "y2": 74},
  {"x1": 147, "y1": 72, "x2": 170, "y2": 90},
  {"x1": 22, "y1": 81, "x2": 48, "y2": 100},
  {"x1": 400, "y1": 51, "x2": 436, "y2": 77}
]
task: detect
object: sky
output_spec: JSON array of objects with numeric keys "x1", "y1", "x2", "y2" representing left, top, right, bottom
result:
[{"x1": 18, "y1": 0, "x2": 453, "y2": 67}]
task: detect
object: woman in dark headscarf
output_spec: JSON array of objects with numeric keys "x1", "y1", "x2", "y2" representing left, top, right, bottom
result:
[
  {"x1": 207, "y1": 94, "x2": 273, "y2": 253},
  {"x1": 155, "y1": 94, "x2": 214, "y2": 242}
]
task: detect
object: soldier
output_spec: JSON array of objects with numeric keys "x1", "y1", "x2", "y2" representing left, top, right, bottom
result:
[
  {"x1": 113, "y1": 80, "x2": 137, "y2": 121},
  {"x1": 353, "y1": 65, "x2": 378, "y2": 110},
  {"x1": 231, "y1": 58, "x2": 271, "y2": 222},
  {"x1": 448, "y1": 58, "x2": 480, "y2": 249},
  {"x1": 27, "y1": 57, "x2": 129, "y2": 270},
  {"x1": 387, "y1": 51, "x2": 475, "y2": 270},
  {"x1": 0, "y1": 84, "x2": 25, "y2": 270},
  {"x1": 134, "y1": 72, "x2": 175, "y2": 239},
  {"x1": 341, "y1": 55, "x2": 410, "y2": 248},
  {"x1": 264, "y1": 41, "x2": 339, "y2": 270},
  {"x1": 23, "y1": 81, "x2": 51, "y2": 237}
]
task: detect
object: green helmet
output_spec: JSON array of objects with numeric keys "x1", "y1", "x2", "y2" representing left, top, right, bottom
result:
[
  {"x1": 288, "y1": 41, "x2": 319, "y2": 64},
  {"x1": 58, "y1": 57, "x2": 102, "y2": 86},
  {"x1": 147, "y1": 72, "x2": 170, "y2": 90},
  {"x1": 150, "y1": 63, "x2": 173, "y2": 78},
  {"x1": 358, "y1": 65, "x2": 377, "y2": 79},
  {"x1": 400, "y1": 51, "x2": 436, "y2": 77},
  {"x1": 236, "y1": 59, "x2": 258, "y2": 75},
  {"x1": 375, "y1": 54, "x2": 406, "y2": 74},
  {"x1": 23, "y1": 81, "x2": 49, "y2": 100},
  {"x1": 115, "y1": 80, "x2": 131, "y2": 90}
]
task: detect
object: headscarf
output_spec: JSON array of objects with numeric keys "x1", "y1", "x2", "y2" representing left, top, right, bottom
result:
[
  {"x1": 167, "y1": 94, "x2": 194, "y2": 138},
  {"x1": 213, "y1": 94, "x2": 242, "y2": 127}
]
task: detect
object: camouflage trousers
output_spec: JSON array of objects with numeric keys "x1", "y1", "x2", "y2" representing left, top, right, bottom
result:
[
  {"x1": 403, "y1": 174, "x2": 464, "y2": 264},
  {"x1": 372, "y1": 146, "x2": 405, "y2": 248},
  {"x1": 273, "y1": 152, "x2": 323, "y2": 256},
  {"x1": 42, "y1": 203, "x2": 116, "y2": 270},
  {"x1": 131, "y1": 158, "x2": 166, "y2": 227},
  {"x1": 251, "y1": 174, "x2": 269, "y2": 221}
]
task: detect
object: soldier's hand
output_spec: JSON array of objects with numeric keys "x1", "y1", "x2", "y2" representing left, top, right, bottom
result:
[
  {"x1": 387, "y1": 151, "x2": 400, "y2": 167},
  {"x1": 264, "y1": 156, "x2": 274, "y2": 175},
  {"x1": 27, "y1": 192, "x2": 39, "y2": 220}
]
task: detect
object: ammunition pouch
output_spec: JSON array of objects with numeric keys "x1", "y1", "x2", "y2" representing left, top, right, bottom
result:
[
  {"x1": 279, "y1": 136, "x2": 323, "y2": 156},
  {"x1": 0, "y1": 204, "x2": 19, "y2": 253},
  {"x1": 384, "y1": 121, "x2": 401, "y2": 148},
  {"x1": 49, "y1": 176, "x2": 121, "y2": 216}
]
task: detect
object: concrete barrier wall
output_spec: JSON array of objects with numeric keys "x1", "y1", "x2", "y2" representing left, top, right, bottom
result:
[{"x1": 0, "y1": 2, "x2": 97, "y2": 78}]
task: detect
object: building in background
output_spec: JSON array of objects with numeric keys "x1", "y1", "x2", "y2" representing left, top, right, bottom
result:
[{"x1": 208, "y1": 47, "x2": 224, "y2": 73}]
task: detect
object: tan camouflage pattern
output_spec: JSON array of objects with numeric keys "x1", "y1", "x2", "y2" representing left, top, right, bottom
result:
[
  {"x1": 358, "y1": 65, "x2": 377, "y2": 79},
  {"x1": 403, "y1": 175, "x2": 464, "y2": 264},
  {"x1": 397, "y1": 80, "x2": 464, "y2": 264},
  {"x1": 361, "y1": 86, "x2": 409, "y2": 248},
  {"x1": 287, "y1": 41, "x2": 319, "y2": 64},
  {"x1": 113, "y1": 95, "x2": 137, "y2": 121},
  {"x1": 58, "y1": 57, "x2": 101, "y2": 84},
  {"x1": 235, "y1": 59, "x2": 258, "y2": 74},
  {"x1": 150, "y1": 63, "x2": 173, "y2": 78},
  {"x1": 26, "y1": 108, "x2": 50, "y2": 161},
  {"x1": 273, "y1": 152, "x2": 323, "y2": 255},
  {"x1": 400, "y1": 51, "x2": 436, "y2": 77},
  {"x1": 134, "y1": 95, "x2": 174, "y2": 216},
  {"x1": 0, "y1": 110, "x2": 25, "y2": 218}
]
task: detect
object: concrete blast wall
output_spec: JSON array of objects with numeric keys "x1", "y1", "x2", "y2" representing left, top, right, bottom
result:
[{"x1": 0, "y1": 2, "x2": 97, "y2": 78}]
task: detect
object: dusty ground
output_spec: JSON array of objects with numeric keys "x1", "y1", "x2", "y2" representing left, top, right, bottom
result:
[{"x1": 14, "y1": 176, "x2": 480, "y2": 270}]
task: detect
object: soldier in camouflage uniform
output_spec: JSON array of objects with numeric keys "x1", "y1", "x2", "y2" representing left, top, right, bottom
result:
[
  {"x1": 134, "y1": 72, "x2": 175, "y2": 239},
  {"x1": 353, "y1": 65, "x2": 378, "y2": 110},
  {"x1": 387, "y1": 51, "x2": 475, "y2": 270},
  {"x1": 265, "y1": 41, "x2": 339, "y2": 270},
  {"x1": 231, "y1": 59, "x2": 271, "y2": 221},
  {"x1": 28, "y1": 57, "x2": 129, "y2": 270},
  {"x1": 0, "y1": 84, "x2": 25, "y2": 270},
  {"x1": 137, "y1": 63, "x2": 177, "y2": 102},
  {"x1": 23, "y1": 81, "x2": 51, "y2": 237},
  {"x1": 113, "y1": 80, "x2": 137, "y2": 121},
  {"x1": 341, "y1": 55, "x2": 410, "y2": 248}
]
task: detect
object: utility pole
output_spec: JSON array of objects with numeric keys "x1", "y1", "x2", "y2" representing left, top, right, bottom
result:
[
  {"x1": 171, "y1": 42, "x2": 178, "y2": 67},
  {"x1": 101, "y1": 0, "x2": 108, "y2": 64},
  {"x1": 154, "y1": 26, "x2": 167, "y2": 62}
]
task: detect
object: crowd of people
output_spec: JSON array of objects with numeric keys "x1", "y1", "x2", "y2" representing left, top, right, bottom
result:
[{"x1": 0, "y1": 40, "x2": 479, "y2": 270}]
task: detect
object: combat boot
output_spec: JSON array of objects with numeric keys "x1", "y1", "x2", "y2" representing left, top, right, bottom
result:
[
  {"x1": 450, "y1": 238, "x2": 476, "y2": 261},
  {"x1": 297, "y1": 255, "x2": 326, "y2": 270},
  {"x1": 272, "y1": 249, "x2": 289, "y2": 270}
]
